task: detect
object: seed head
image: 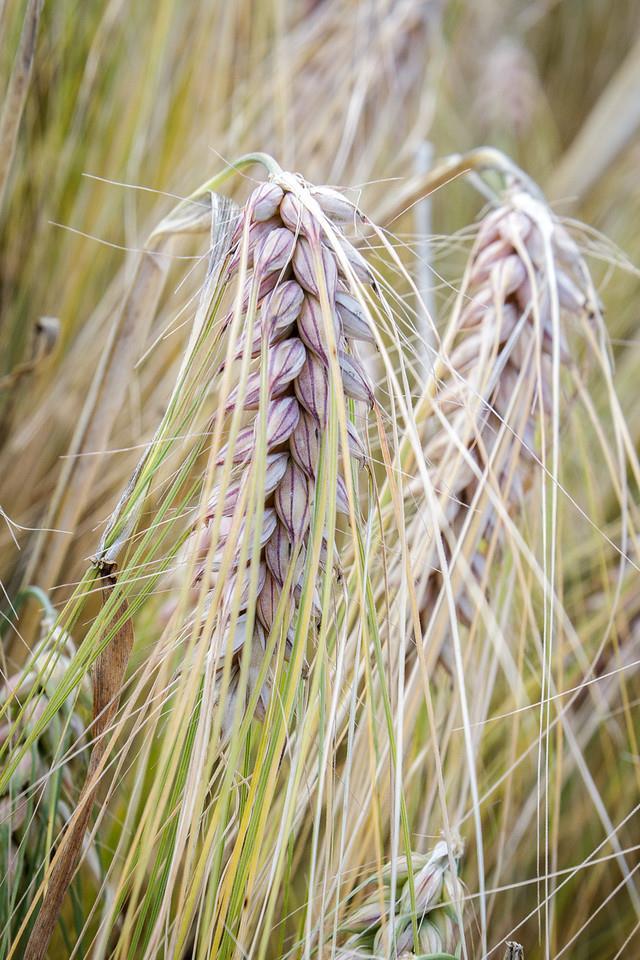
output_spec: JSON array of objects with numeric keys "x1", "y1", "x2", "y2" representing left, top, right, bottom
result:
[
  {"x1": 166, "y1": 173, "x2": 378, "y2": 739},
  {"x1": 335, "y1": 839, "x2": 464, "y2": 958},
  {"x1": 413, "y1": 187, "x2": 593, "y2": 643}
]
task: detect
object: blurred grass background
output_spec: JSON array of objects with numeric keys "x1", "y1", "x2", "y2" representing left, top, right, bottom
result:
[{"x1": 1, "y1": 1, "x2": 640, "y2": 958}]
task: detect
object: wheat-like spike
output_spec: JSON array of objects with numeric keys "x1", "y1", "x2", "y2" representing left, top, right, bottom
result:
[
  {"x1": 334, "y1": 839, "x2": 464, "y2": 959},
  {"x1": 165, "y1": 174, "x2": 376, "y2": 740},
  {"x1": 415, "y1": 187, "x2": 593, "y2": 649}
]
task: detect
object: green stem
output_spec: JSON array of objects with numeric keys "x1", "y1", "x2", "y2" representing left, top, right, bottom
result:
[
  {"x1": 151, "y1": 151, "x2": 283, "y2": 241},
  {"x1": 13, "y1": 586, "x2": 57, "y2": 625}
]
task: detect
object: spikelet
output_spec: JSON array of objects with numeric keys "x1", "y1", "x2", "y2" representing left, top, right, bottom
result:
[
  {"x1": 335, "y1": 839, "x2": 464, "y2": 959},
  {"x1": 0, "y1": 619, "x2": 91, "y2": 940},
  {"x1": 414, "y1": 187, "x2": 593, "y2": 648},
  {"x1": 167, "y1": 174, "x2": 376, "y2": 741}
]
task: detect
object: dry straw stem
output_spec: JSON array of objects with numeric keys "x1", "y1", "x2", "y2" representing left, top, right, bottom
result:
[{"x1": 0, "y1": 0, "x2": 43, "y2": 213}]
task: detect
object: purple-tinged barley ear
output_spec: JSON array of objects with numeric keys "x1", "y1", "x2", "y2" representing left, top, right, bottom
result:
[
  {"x1": 341, "y1": 897, "x2": 387, "y2": 934},
  {"x1": 225, "y1": 369, "x2": 266, "y2": 412},
  {"x1": 552, "y1": 223, "x2": 581, "y2": 269},
  {"x1": 223, "y1": 614, "x2": 251, "y2": 656},
  {"x1": 556, "y1": 270, "x2": 586, "y2": 313},
  {"x1": 213, "y1": 507, "x2": 277, "y2": 559},
  {"x1": 493, "y1": 301, "x2": 520, "y2": 345},
  {"x1": 239, "y1": 270, "x2": 279, "y2": 309},
  {"x1": 248, "y1": 625, "x2": 272, "y2": 720},
  {"x1": 262, "y1": 280, "x2": 305, "y2": 334},
  {"x1": 335, "y1": 290, "x2": 376, "y2": 343},
  {"x1": 265, "y1": 522, "x2": 292, "y2": 584},
  {"x1": 459, "y1": 284, "x2": 493, "y2": 327},
  {"x1": 206, "y1": 474, "x2": 242, "y2": 520},
  {"x1": 293, "y1": 581, "x2": 322, "y2": 620},
  {"x1": 265, "y1": 522, "x2": 305, "y2": 584},
  {"x1": 254, "y1": 227, "x2": 296, "y2": 276},
  {"x1": 218, "y1": 666, "x2": 240, "y2": 743},
  {"x1": 231, "y1": 210, "x2": 246, "y2": 247},
  {"x1": 229, "y1": 218, "x2": 279, "y2": 272},
  {"x1": 263, "y1": 453, "x2": 292, "y2": 497},
  {"x1": 399, "y1": 843, "x2": 447, "y2": 916},
  {"x1": 335, "y1": 235, "x2": 376, "y2": 286},
  {"x1": 339, "y1": 351, "x2": 374, "y2": 406},
  {"x1": 469, "y1": 238, "x2": 512, "y2": 287},
  {"x1": 257, "y1": 570, "x2": 293, "y2": 631},
  {"x1": 311, "y1": 185, "x2": 361, "y2": 225},
  {"x1": 206, "y1": 453, "x2": 288, "y2": 516},
  {"x1": 539, "y1": 323, "x2": 570, "y2": 362},
  {"x1": 222, "y1": 562, "x2": 267, "y2": 612},
  {"x1": 216, "y1": 425, "x2": 255, "y2": 465},
  {"x1": 215, "y1": 398, "x2": 300, "y2": 465},
  {"x1": 292, "y1": 237, "x2": 318, "y2": 294},
  {"x1": 345, "y1": 418, "x2": 368, "y2": 464},
  {"x1": 392, "y1": 923, "x2": 415, "y2": 957},
  {"x1": 229, "y1": 338, "x2": 307, "y2": 410},
  {"x1": 265, "y1": 396, "x2": 301, "y2": 447},
  {"x1": 231, "y1": 320, "x2": 264, "y2": 361},
  {"x1": 249, "y1": 182, "x2": 284, "y2": 222},
  {"x1": 289, "y1": 409, "x2": 320, "y2": 476},
  {"x1": 280, "y1": 192, "x2": 318, "y2": 238},
  {"x1": 297, "y1": 294, "x2": 339, "y2": 361},
  {"x1": 496, "y1": 209, "x2": 533, "y2": 246},
  {"x1": 293, "y1": 236, "x2": 338, "y2": 300},
  {"x1": 269, "y1": 337, "x2": 307, "y2": 390},
  {"x1": 275, "y1": 459, "x2": 312, "y2": 544},
  {"x1": 515, "y1": 273, "x2": 552, "y2": 328},
  {"x1": 449, "y1": 333, "x2": 491, "y2": 376},
  {"x1": 294, "y1": 351, "x2": 329, "y2": 425},
  {"x1": 491, "y1": 254, "x2": 527, "y2": 297},
  {"x1": 233, "y1": 306, "x2": 295, "y2": 361},
  {"x1": 518, "y1": 219, "x2": 544, "y2": 265},
  {"x1": 284, "y1": 628, "x2": 295, "y2": 660},
  {"x1": 475, "y1": 205, "x2": 510, "y2": 249}
]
